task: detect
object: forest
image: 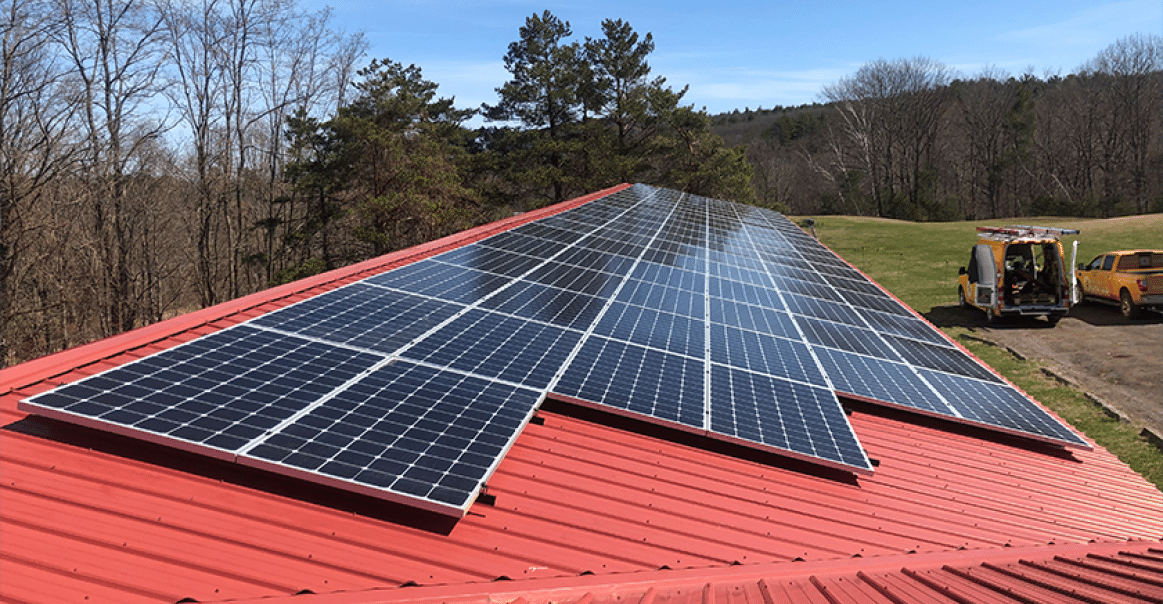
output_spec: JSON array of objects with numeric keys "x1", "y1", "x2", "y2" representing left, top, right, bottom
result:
[
  {"x1": 2, "y1": 0, "x2": 1160, "y2": 367},
  {"x1": 729, "y1": 37, "x2": 1161, "y2": 221}
]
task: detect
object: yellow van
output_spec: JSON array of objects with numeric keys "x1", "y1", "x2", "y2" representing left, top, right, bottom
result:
[{"x1": 957, "y1": 225, "x2": 1079, "y2": 325}]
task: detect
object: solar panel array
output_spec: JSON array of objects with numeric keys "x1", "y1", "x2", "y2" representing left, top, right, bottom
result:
[{"x1": 21, "y1": 184, "x2": 1088, "y2": 517}]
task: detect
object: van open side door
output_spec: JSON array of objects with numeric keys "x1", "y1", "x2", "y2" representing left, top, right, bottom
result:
[{"x1": 972, "y1": 244, "x2": 997, "y2": 309}]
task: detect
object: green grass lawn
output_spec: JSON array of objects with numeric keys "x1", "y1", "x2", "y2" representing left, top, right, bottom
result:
[{"x1": 800, "y1": 214, "x2": 1163, "y2": 491}]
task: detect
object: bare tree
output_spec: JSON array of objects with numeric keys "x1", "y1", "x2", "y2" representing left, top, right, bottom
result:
[
  {"x1": 163, "y1": 0, "x2": 364, "y2": 305},
  {"x1": 57, "y1": 0, "x2": 169, "y2": 335},
  {"x1": 821, "y1": 57, "x2": 956, "y2": 218},
  {"x1": 1, "y1": 0, "x2": 80, "y2": 362},
  {"x1": 163, "y1": 0, "x2": 229, "y2": 307},
  {"x1": 953, "y1": 68, "x2": 1037, "y2": 218},
  {"x1": 1081, "y1": 34, "x2": 1162, "y2": 214}
]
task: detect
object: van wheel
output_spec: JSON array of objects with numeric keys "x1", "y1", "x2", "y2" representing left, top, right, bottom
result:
[
  {"x1": 1120, "y1": 289, "x2": 1142, "y2": 319},
  {"x1": 958, "y1": 287, "x2": 969, "y2": 309}
]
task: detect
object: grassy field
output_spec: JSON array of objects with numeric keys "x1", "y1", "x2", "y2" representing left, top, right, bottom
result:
[{"x1": 799, "y1": 214, "x2": 1163, "y2": 490}]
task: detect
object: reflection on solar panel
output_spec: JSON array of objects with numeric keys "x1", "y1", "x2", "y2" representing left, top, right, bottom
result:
[{"x1": 21, "y1": 183, "x2": 1089, "y2": 517}]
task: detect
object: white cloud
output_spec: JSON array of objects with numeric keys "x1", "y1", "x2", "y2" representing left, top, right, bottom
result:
[{"x1": 1000, "y1": 1, "x2": 1161, "y2": 48}]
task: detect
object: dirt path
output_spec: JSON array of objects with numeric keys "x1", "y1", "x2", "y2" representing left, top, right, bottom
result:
[{"x1": 929, "y1": 304, "x2": 1161, "y2": 437}]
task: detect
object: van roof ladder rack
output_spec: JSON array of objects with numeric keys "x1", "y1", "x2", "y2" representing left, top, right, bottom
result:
[{"x1": 976, "y1": 225, "x2": 1080, "y2": 237}]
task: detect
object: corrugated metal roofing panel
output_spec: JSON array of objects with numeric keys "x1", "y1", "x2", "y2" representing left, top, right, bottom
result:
[
  {"x1": 2, "y1": 184, "x2": 1162, "y2": 603},
  {"x1": 210, "y1": 542, "x2": 1163, "y2": 604}
]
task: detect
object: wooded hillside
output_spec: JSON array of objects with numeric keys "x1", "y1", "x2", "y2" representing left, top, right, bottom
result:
[{"x1": 718, "y1": 36, "x2": 1162, "y2": 221}]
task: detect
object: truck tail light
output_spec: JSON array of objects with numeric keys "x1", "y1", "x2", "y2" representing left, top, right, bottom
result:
[{"x1": 1138, "y1": 279, "x2": 1148, "y2": 292}]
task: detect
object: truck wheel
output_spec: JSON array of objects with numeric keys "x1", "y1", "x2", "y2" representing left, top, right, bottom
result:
[
  {"x1": 958, "y1": 287, "x2": 969, "y2": 309},
  {"x1": 1120, "y1": 289, "x2": 1142, "y2": 319}
]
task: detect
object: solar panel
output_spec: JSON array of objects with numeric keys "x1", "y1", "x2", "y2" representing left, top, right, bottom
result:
[
  {"x1": 240, "y1": 360, "x2": 544, "y2": 509},
  {"x1": 708, "y1": 364, "x2": 868, "y2": 469},
  {"x1": 23, "y1": 325, "x2": 386, "y2": 456},
  {"x1": 21, "y1": 183, "x2": 1090, "y2": 517},
  {"x1": 400, "y1": 308, "x2": 581, "y2": 389}
]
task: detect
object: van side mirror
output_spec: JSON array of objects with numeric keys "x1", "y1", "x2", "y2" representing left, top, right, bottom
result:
[
  {"x1": 1077, "y1": 264, "x2": 1085, "y2": 271},
  {"x1": 958, "y1": 267, "x2": 967, "y2": 275}
]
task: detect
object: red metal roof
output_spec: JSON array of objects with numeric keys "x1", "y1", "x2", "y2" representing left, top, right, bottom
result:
[{"x1": 2, "y1": 184, "x2": 1161, "y2": 604}]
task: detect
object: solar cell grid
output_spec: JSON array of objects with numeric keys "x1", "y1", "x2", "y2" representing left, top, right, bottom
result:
[
  {"x1": 782, "y1": 292, "x2": 865, "y2": 326},
  {"x1": 630, "y1": 262, "x2": 704, "y2": 292},
  {"x1": 706, "y1": 251, "x2": 769, "y2": 273},
  {"x1": 615, "y1": 278, "x2": 702, "y2": 318},
  {"x1": 859, "y1": 309, "x2": 953, "y2": 347},
  {"x1": 594, "y1": 302, "x2": 704, "y2": 358},
  {"x1": 656, "y1": 221, "x2": 703, "y2": 244},
  {"x1": 554, "y1": 336, "x2": 706, "y2": 427},
  {"x1": 757, "y1": 252, "x2": 814, "y2": 272},
  {"x1": 401, "y1": 308, "x2": 581, "y2": 389},
  {"x1": 918, "y1": 369, "x2": 1088, "y2": 447},
  {"x1": 838, "y1": 288, "x2": 914, "y2": 316},
  {"x1": 537, "y1": 214, "x2": 600, "y2": 233},
  {"x1": 709, "y1": 276, "x2": 785, "y2": 310},
  {"x1": 480, "y1": 231, "x2": 560, "y2": 258},
  {"x1": 708, "y1": 364, "x2": 868, "y2": 468},
  {"x1": 243, "y1": 360, "x2": 544, "y2": 508},
  {"x1": 434, "y1": 244, "x2": 546, "y2": 278},
  {"x1": 367, "y1": 260, "x2": 513, "y2": 304},
  {"x1": 709, "y1": 261, "x2": 771, "y2": 287},
  {"x1": 577, "y1": 234, "x2": 646, "y2": 259},
  {"x1": 255, "y1": 285, "x2": 465, "y2": 354},
  {"x1": 797, "y1": 246, "x2": 847, "y2": 262},
  {"x1": 883, "y1": 334, "x2": 1001, "y2": 382},
  {"x1": 477, "y1": 280, "x2": 606, "y2": 330},
  {"x1": 525, "y1": 261, "x2": 624, "y2": 297},
  {"x1": 796, "y1": 316, "x2": 902, "y2": 360},
  {"x1": 553, "y1": 247, "x2": 636, "y2": 275},
  {"x1": 710, "y1": 324, "x2": 828, "y2": 386},
  {"x1": 808, "y1": 261, "x2": 865, "y2": 281},
  {"x1": 512, "y1": 222, "x2": 586, "y2": 244},
  {"x1": 767, "y1": 275, "x2": 847, "y2": 302},
  {"x1": 827, "y1": 274, "x2": 892, "y2": 297},
  {"x1": 813, "y1": 347, "x2": 950, "y2": 415},
  {"x1": 709, "y1": 299, "x2": 799, "y2": 340},
  {"x1": 591, "y1": 226, "x2": 656, "y2": 247},
  {"x1": 761, "y1": 262, "x2": 831, "y2": 285},
  {"x1": 26, "y1": 326, "x2": 384, "y2": 454},
  {"x1": 639, "y1": 247, "x2": 706, "y2": 272}
]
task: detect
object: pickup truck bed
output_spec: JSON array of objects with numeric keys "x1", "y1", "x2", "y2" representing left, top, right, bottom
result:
[{"x1": 1076, "y1": 250, "x2": 1163, "y2": 318}]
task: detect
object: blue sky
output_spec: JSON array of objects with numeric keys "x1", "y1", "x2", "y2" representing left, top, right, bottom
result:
[{"x1": 303, "y1": 0, "x2": 1161, "y2": 117}]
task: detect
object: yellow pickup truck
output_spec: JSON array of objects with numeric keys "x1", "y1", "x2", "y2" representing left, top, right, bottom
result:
[{"x1": 1075, "y1": 250, "x2": 1163, "y2": 319}]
